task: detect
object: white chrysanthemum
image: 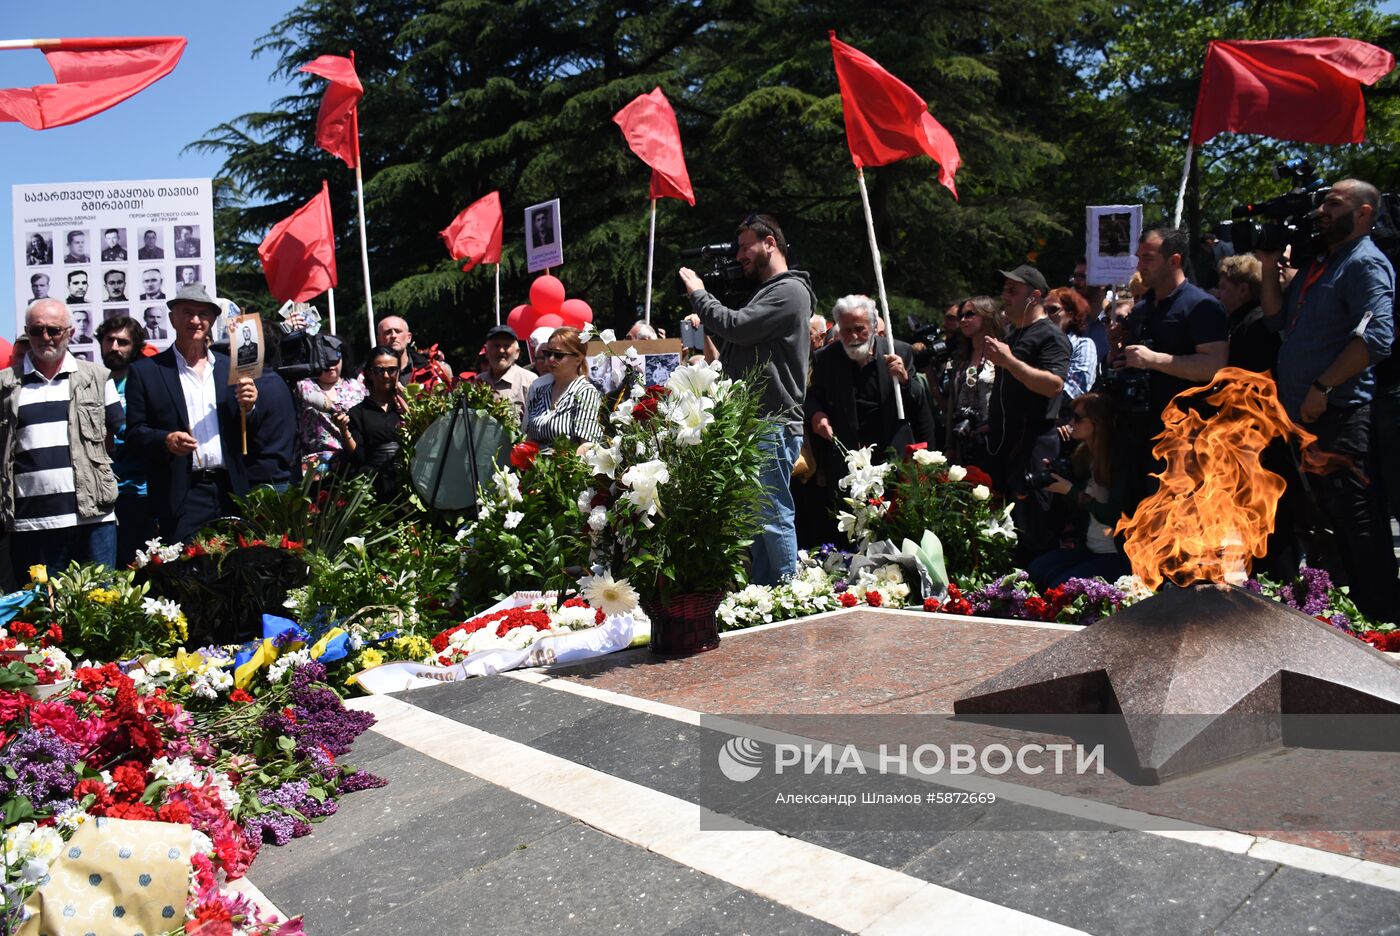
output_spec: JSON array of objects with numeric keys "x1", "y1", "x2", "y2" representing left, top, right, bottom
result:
[
  {"x1": 552, "y1": 605, "x2": 598, "y2": 631},
  {"x1": 580, "y1": 570, "x2": 639, "y2": 616},
  {"x1": 911, "y1": 448, "x2": 947, "y2": 467}
]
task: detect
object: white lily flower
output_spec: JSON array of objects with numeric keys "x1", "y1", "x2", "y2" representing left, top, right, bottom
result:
[
  {"x1": 584, "y1": 440, "x2": 624, "y2": 478},
  {"x1": 667, "y1": 394, "x2": 714, "y2": 445},
  {"x1": 666, "y1": 362, "x2": 720, "y2": 398},
  {"x1": 503, "y1": 511, "x2": 525, "y2": 530}
]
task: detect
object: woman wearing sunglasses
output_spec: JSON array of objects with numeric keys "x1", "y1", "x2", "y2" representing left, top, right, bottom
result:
[
  {"x1": 944, "y1": 296, "x2": 1002, "y2": 470},
  {"x1": 333, "y1": 345, "x2": 406, "y2": 501},
  {"x1": 523, "y1": 327, "x2": 605, "y2": 446},
  {"x1": 1026, "y1": 392, "x2": 1132, "y2": 590}
]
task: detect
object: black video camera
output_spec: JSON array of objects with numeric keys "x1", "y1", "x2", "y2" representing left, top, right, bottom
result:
[
  {"x1": 278, "y1": 330, "x2": 345, "y2": 382},
  {"x1": 1219, "y1": 160, "x2": 1329, "y2": 267},
  {"x1": 909, "y1": 318, "x2": 953, "y2": 371},
  {"x1": 679, "y1": 242, "x2": 753, "y2": 304},
  {"x1": 1100, "y1": 315, "x2": 1153, "y2": 413}
]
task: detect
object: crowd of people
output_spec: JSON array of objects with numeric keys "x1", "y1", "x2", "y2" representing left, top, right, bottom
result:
[{"x1": 4, "y1": 181, "x2": 1395, "y2": 623}]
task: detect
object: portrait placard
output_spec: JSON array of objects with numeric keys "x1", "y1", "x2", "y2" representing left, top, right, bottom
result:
[
  {"x1": 11, "y1": 178, "x2": 215, "y2": 354},
  {"x1": 1085, "y1": 204, "x2": 1142, "y2": 286},
  {"x1": 229, "y1": 313, "x2": 265, "y2": 383},
  {"x1": 524, "y1": 198, "x2": 563, "y2": 273}
]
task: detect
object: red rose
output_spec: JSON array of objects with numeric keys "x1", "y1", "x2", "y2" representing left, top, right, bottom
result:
[
  {"x1": 923, "y1": 597, "x2": 942, "y2": 612},
  {"x1": 963, "y1": 465, "x2": 994, "y2": 488},
  {"x1": 838, "y1": 592, "x2": 858, "y2": 608},
  {"x1": 510, "y1": 441, "x2": 541, "y2": 470}
]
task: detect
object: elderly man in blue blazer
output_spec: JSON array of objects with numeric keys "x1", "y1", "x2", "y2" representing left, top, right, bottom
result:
[{"x1": 125, "y1": 283, "x2": 259, "y2": 542}]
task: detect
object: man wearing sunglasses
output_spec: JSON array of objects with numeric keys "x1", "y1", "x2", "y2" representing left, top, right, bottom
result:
[
  {"x1": 124, "y1": 283, "x2": 259, "y2": 542},
  {"x1": 678, "y1": 212, "x2": 816, "y2": 585},
  {"x1": 0, "y1": 299, "x2": 125, "y2": 580}
]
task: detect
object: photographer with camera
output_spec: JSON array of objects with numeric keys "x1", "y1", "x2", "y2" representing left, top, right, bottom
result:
[
  {"x1": 1257, "y1": 178, "x2": 1396, "y2": 621},
  {"x1": 679, "y1": 213, "x2": 815, "y2": 585},
  {"x1": 1027, "y1": 393, "x2": 1132, "y2": 589},
  {"x1": 944, "y1": 296, "x2": 1002, "y2": 470},
  {"x1": 984, "y1": 265, "x2": 1072, "y2": 561}
]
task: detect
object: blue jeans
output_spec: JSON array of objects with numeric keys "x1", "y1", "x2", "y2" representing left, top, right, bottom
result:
[
  {"x1": 11, "y1": 521, "x2": 117, "y2": 583},
  {"x1": 752, "y1": 426, "x2": 802, "y2": 586}
]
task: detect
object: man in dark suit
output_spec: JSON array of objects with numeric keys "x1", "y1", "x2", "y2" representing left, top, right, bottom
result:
[
  {"x1": 124, "y1": 283, "x2": 259, "y2": 542},
  {"x1": 804, "y1": 295, "x2": 937, "y2": 533},
  {"x1": 138, "y1": 230, "x2": 164, "y2": 260}
]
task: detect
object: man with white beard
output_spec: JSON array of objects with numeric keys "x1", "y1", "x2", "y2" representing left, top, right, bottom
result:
[{"x1": 804, "y1": 295, "x2": 936, "y2": 539}]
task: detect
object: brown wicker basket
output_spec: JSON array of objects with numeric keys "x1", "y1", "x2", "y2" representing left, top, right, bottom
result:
[{"x1": 643, "y1": 590, "x2": 723, "y2": 655}]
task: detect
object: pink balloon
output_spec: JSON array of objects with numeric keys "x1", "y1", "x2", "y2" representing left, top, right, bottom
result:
[
  {"x1": 534, "y1": 313, "x2": 565, "y2": 330},
  {"x1": 559, "y1": 298, "x2": 593, "y2": 327},
  {"x1": 506, "y1": 303, "x2": 533, "y2": 335},
  {"x1": 529, "y1": 274, "x2": 566, "y2": 314}
]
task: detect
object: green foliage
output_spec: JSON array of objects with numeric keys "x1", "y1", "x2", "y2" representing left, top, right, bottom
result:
[
  {"x1": 233, "y1": 473, "x2": 398, "y2": 558},
  {"x1": 455, "y1": 442, "x2": 594, "y2": 608},
  {"x1": 286, "y1": 522, "x2": 463, "y2": 631},
  {"x1": 37, "y1": 566, "x2": 185, "y2": 661}
]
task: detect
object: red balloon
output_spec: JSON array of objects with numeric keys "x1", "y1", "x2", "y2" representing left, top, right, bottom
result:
[
  {"x1": 506, "y1": 303, "x2": 534, "y2": 335},
  {"x1": 529, "y1": 274, "x2": 566, "y2": 314},
  {"x1": 559, "y1": 298, "x2": 593, "y2": 327},
  {"x1": 534, "y1": 313, "x2": 565, "y2": 330},
  {"x1": 0, "y1": 337, "x2": 12, "y2": 370}
]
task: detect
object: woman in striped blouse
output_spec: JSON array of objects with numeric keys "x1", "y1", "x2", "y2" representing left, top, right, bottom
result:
[{"x1": 524, "y1": 327, "x2": 606, "y2": 446}]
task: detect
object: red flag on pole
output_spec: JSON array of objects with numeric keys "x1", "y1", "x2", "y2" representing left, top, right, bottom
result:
[
  {"x1": 612, "y1": 88, "x2": 695, "y2": 205},
  {"x1": 829, "y1": 32, "x2": 961, "y2": 199},
  {"x1": 0, "y1": 37, "x2": 186, "y2": 130},
  {"x1": 300, "y1": 53, "x2": 363, "y2": 168},
  {"x1": 258, "y1": 181, "x2": 339, "y2": 303},
  {"x1": 440, "y1": 191, "x2": 504, "y2": 272},
  {"x1": 1189, "y1": 38, "x2": 1395, "y2": 145}
]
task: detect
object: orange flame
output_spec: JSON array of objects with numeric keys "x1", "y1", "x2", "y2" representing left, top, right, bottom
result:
[{"x1": 1116, "y1": 368, "x2": 1348, "y2": 590}]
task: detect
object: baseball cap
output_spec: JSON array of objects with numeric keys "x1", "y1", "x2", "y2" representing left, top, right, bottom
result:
[
  {"x1": 484, "y1": 325, "x2": 518, "y2": 343},
  {"x1": 999, "y1": 264, "x2": 1049, "y2": 296}
]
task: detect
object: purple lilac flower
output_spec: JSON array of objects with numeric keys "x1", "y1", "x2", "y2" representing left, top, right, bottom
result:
[
  {"x1": 244, "y1": 813, "x2": 303, "y2": 846},
  {"x1": 273, "y1": 627, "x2": 309, "y2": 650},
  {"x1": 340, "y1": 770, "x2": 388, "y2": 793},
  {"x1": 1329, "y1": 613, "x2": 1352, "y2": 632},
  {"x1": 833, "y1": 580, "x2": 848, "y2": 593},
  {"x1": 0, "y1": 728, "x2": 82, "y2": 813},
  {"x1": 1242, "y1": 579, "x2": 1264, "y2": 594}
]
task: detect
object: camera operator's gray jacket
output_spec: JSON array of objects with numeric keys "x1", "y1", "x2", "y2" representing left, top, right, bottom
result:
[{"x1": 689, "y1": 270, "x2": 815, "y2": 430}]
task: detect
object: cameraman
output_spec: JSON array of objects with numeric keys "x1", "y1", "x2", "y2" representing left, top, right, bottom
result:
[
  {"x1": 984, "y1": 265, "x2": 1072, "y2": 561},
  {"x1": 679, "y1": 213, "x2": 815, "y2": 585},
  {"x1": 1257, "y1": 179, "x2": 1396, "y2": 621},
  {"x1": 1112, "y1": 228, "x2": 1228, "y2": 503}
]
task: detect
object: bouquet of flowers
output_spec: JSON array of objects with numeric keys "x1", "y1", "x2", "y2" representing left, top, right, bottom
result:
[
  {"x1": 580, "y1": 361, "x2": 769, "y2": 606},
  {"x1": 426, "y1": 597, "x2": 608, "y2": 666},
  {"x1": 716, "y1": 564, "x2": 839, "y2": 631},
  {"x1": 455, "y1": 441, "x2": 595, "y2": 606},
  {"x1": 856, "y1": 446, "x2": 1017, "y2": 587}
]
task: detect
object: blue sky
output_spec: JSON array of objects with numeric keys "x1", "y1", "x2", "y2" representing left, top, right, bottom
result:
[
  {"x1": 4, "y1": 2, "x2": 1399, "y2": 341},
  {"x1": 2, "y1": 1, "x2": 298, "y2": 340}
]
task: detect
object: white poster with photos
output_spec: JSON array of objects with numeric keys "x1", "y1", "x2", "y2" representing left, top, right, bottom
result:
[
  {"x1": 11, "y1": 178, "x2": 215, "y2": 361},
  {"x1": 1085, "y1": 204, "x2": 1142, "y2": 287}
]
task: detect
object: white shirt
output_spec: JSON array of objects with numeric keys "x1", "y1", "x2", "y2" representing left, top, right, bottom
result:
[{"x1": 175, "y1": 349, "x2": 225, "y2": 470}]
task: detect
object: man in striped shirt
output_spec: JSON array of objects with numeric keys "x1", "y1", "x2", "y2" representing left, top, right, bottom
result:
[{"x1": 0, "y1": 299, "x2": 123, "y2": 580}]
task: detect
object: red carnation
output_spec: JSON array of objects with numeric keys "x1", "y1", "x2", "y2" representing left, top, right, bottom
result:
[
  {"x1": 838, "y1": 592, "x2": 858, "y2": 608},
  {"x1": 923, "y1": 597, "x2": 942, "y2": 613},
  {"x1": 1360, "y1": 630, "x2": 1400, "y2": 653},
  {"x1": 10, "y1": 621, "x2": 36, "y2": 641},
  {"x1": 510, "y1": 441, "x2": 541, "y2": 470},
  {"x1": 112, "y1": 764, "x2": 148, "y2": 801},
  {"x1": 73, "y1": 778, "x2": 112, "y2": 810},
  {"x1": 105, "y1": 801, "x2": 156, "y2": 821},
  {"x1": 41, "y1": 623, "x2": 62, "y2": 647},
  {"x1": 158, "y1": 801, "x2": 193, "y2": 825},
  {"x1": 1024, "y1": 596, "x2": 1049, "y2": 620},
  {"x1": 866, "y1": 591, "x2": 884, "y2": 607},
  {"x1": 228, "y1": 689, "x2": 255, "y2": 705}
]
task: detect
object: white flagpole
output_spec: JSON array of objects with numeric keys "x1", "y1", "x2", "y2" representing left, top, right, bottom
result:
[
  {"x1": 326, "y1": 286, "x2": 338, "y2": 336},
  {"x1": 354, "y1": 161, "x2": 375, "y2": 349},
  {"x1": 854, "y1": 167, "x2": 905, "y2": 421},
  {"x1": 644, "y1": 197, "x2": 657, "y2": 325},
  {"x1": 1172, "y1": 141, "x2": 1195, "y2": 229},
  {"x1": 0, "y1": 38, "x2": 60, "y2": 49},
  {"x1": 494, "y1": 263, "x2": 501, "y2": 326}
]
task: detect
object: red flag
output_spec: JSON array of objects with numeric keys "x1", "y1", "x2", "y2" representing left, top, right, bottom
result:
[
  {"x1": 829, "y1": 32, "x2": 960, "y2": 199},
  {"x1": 1190, "y1": 38, "x2": 1395, "y2": 145},
  {"x1": 612, "y1": 88, "x2": 695, "y2": 205},
  {"x1": 0, "y1": 37, "x2": 186, "y2": 130},
  {"x1": 258, "y1": 181, "x2": 338, "y2": 303},
  {"x1": 440, "y1": 191, "x2": 504, "y2": 271},
  {"x1": 300, "y1": 54, "x2": 364, "y2": 169}
]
